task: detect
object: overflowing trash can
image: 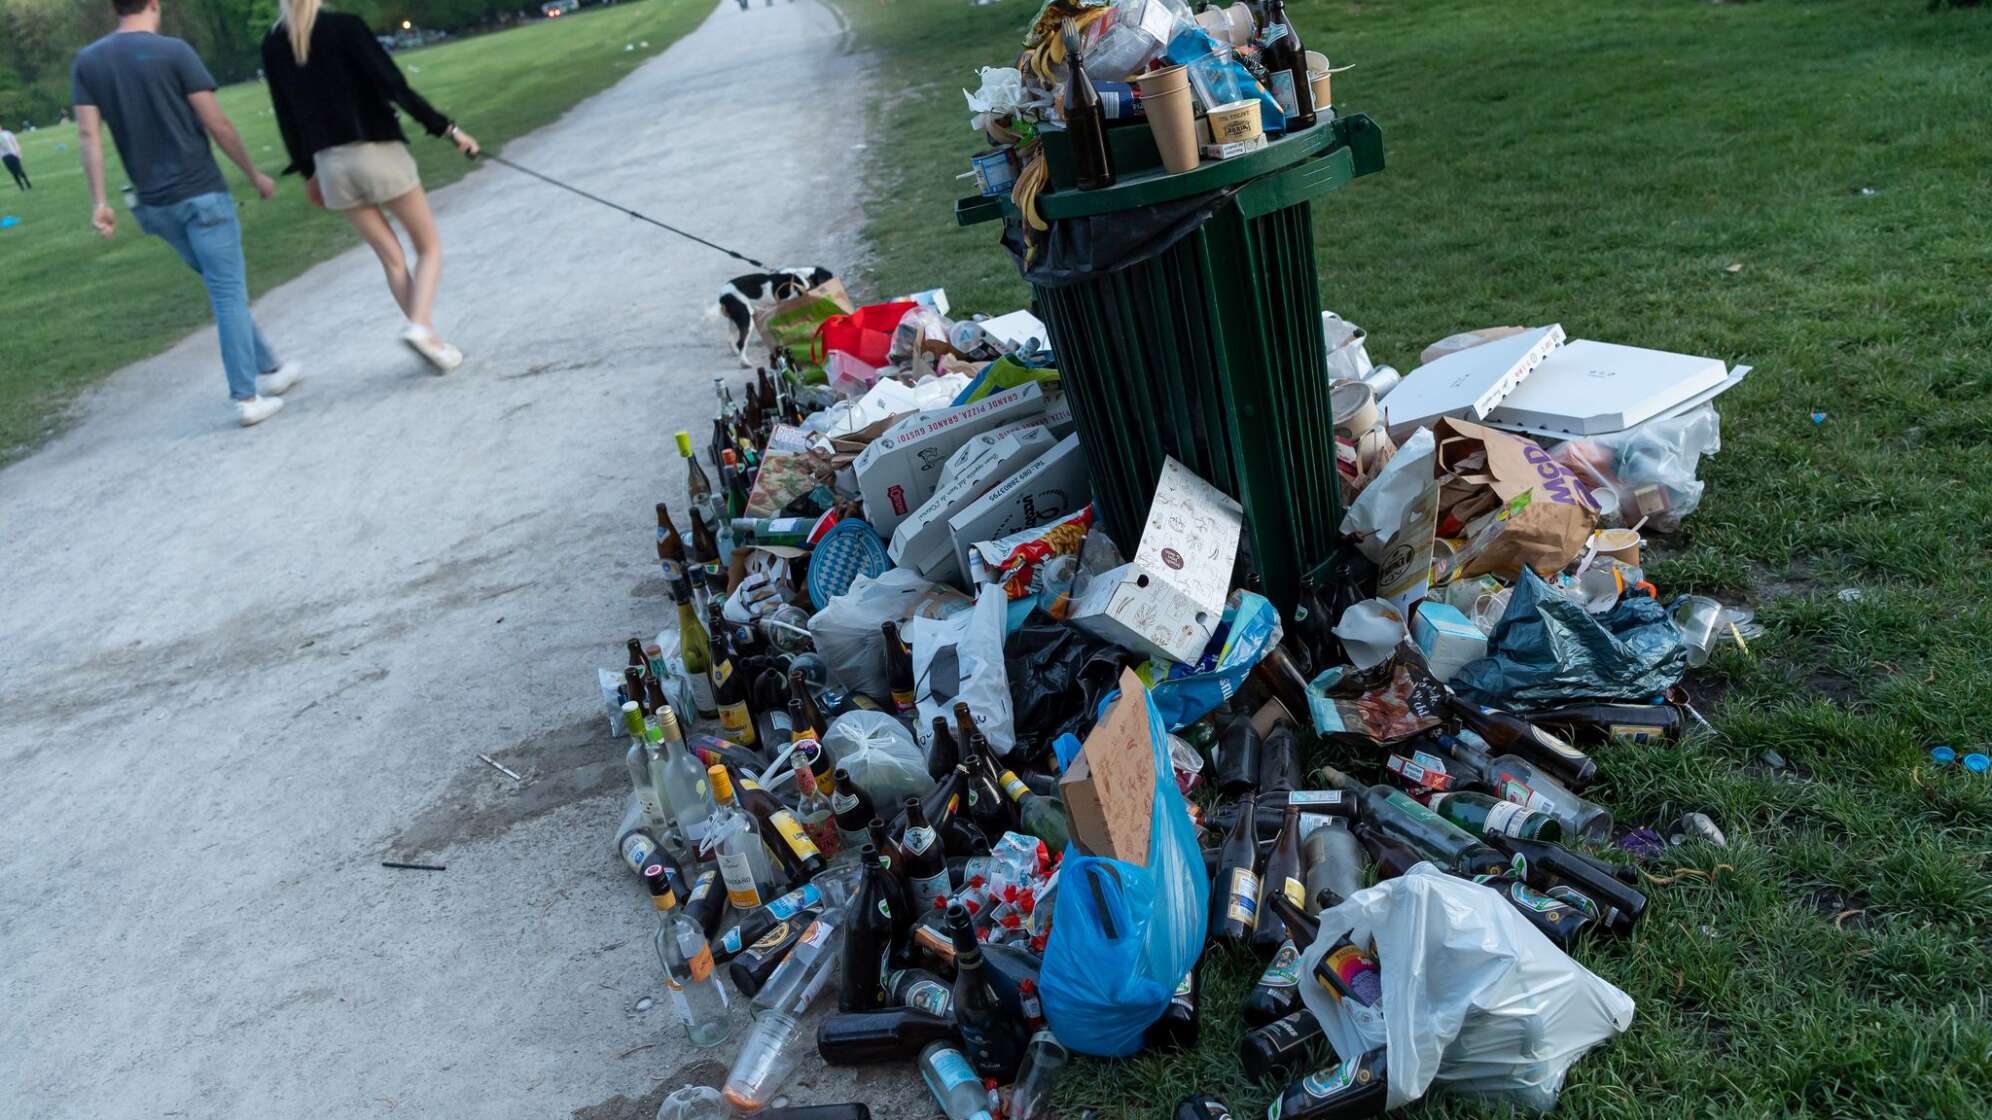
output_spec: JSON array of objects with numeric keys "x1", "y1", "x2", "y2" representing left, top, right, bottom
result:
[{"x1": 958, "y1": 115, "x2": 1385, "y2": 614}]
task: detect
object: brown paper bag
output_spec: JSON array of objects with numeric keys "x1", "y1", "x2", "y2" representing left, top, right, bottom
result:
[
  {"x1": 1431, "y1": 418, "x2": 1597, "y2": 578},
  {"x1": 755, "y1": 278, "x2": 855, "y2": 361}
]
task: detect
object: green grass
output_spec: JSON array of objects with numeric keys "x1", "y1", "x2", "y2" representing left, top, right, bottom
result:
[
  {"x1": 841, "y1": 1, "x2": 1992, "y2": 1117},
  {"x1": 0, "y1": 0, "x2": 708, "y2": 463}
]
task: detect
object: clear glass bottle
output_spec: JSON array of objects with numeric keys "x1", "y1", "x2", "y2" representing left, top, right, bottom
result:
[
  {"x1": 652, "y1": 705, "x2": 713, "y2": 846},
  {"x1": 920, "y1": 1041, "x2": 996, "y2": 1120},
  {"x1": 647, "y1": 863, "x2": 731, "y2": 1048},
  {"x1": 622, "y1": 702, "x2": 672, "y2": 840},
  {"x1": 1439, "y1": 731, "x2": 1612, "y2": 842},
  {"x1": 706, "y1": 765, "x2": 774, "y2": 908}
]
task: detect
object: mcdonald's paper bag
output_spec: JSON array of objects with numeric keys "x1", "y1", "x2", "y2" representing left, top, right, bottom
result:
[{"x1": 1431, "y1": 418, "x2": 1597, "y2": 578}]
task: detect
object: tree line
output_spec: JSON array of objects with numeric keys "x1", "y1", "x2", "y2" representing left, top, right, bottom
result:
[{"x1": 1, "y1": 0, "x2": 537, "y2": 126}]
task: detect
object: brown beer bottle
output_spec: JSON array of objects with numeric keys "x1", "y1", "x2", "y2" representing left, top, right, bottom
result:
[{"x1": 1442, "y1": 693, "x2": 1597, "y2": 788}]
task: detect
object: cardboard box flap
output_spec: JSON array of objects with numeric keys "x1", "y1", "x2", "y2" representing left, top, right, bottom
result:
[
  {"x1": 1057, "y1": 668, "x2": 1157, "y2": 864},
  {"x1": 1133, "y1": 457, "x2": 1245, "y2": 617}
]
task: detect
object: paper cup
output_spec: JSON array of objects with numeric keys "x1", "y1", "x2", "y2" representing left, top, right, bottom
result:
[
  {"x1": 1331, "y1": 379, "x2": 1378, "y2": 436},
  {"x1": 1207, "y1": 99, "x2": 1263, "y2": 143},
  {"x1": 1592, "y1": 527, "x2": 1642, "y2": 565},
  {"x1": 1140, "y1": 83, "x2": 1199, "y2": 173},
  {"x1": 1138, "y1": 62, "x2": 1190, "y2": 97},
  {"x1": 1309, "y1": 70, "x2": 1332, "y2": 110}
]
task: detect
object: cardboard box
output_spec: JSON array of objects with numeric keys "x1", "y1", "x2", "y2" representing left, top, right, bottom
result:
[
  {"x1": 1069, "y1": 456, "x2": 1244, "y2": 663},
  {"x1": 1040, "y1": 391, "x2": 1075, "y2": 438},
  {"x1": 1411, "y1": 600, "x2": 1488, "y2": 683},
  {"x1": 889, "y1": 425, "x2": 1056, "y2": 583},
  {"x1": 1058, "y1": 667, "x2": 1156, "y2": 862},
  {"x1": 852, "y1": 383, "x2": 1048, "y2": 537},
  {"x1": 946, "y1": 433, "x2": 1090, "y2": 582}
]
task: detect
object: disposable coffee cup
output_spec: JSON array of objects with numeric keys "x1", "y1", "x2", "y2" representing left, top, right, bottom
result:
[
  {"x1": 1309, "y1": 70, "x2": 1333, "y2": 111},
  {"x1": 1592, "y1": 527, "x2": 1642, "y2": 565},
  {"x1": 1330, "y1": 379, "x2": 1378, "y2": 436},
  {"x1": 1138, "y1": 66, "x2": 1199, "y2": 173},
  {"x1": 1207, "y1": 99, "x2": 1262, "y2": 144}
]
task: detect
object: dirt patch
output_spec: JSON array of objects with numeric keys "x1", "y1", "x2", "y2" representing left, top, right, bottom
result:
[
  {"x1": 389, "y1": 716, "x2": 622, "y2": 859},
  {"x1": 572, "y1": 1058, "x2": 726, "y2": 1120},
  {"x1": 1800, "y1": 885, "x2": 1873, "y2": 930},
  {"x1": 1804, "y1": 667, "x2": 1864, "y2": 707},
  {"x1": 629, "y1": 576, "x2": 672, "y2": 599}
]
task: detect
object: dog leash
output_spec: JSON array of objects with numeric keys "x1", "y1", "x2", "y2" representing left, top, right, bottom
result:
[{"x1": 479, "y1": 153, "x2": 771, "y2": 270}]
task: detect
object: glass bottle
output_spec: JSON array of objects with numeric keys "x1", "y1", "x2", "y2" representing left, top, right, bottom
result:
[
  {"x1": 1259, "y1": 0, "x2": 1316, "y2": 131},
  {"x1": 1443, "y1": 693, "x2": 1598, "y2": 788},
  {"x1": 1303, "y1": 819, "x2": 1367, "y2": 913},
  {"x1": 948, "y1": 902, "x2": 1027, "y2": 1080},
  {"x1": 1210, "y1": 791, "x2": 1262, "y2": 944},
  {"x1": 675, "y1": 581, "x2": 720, "y2": 719},
  {"x1": 1065, "y1": 45, "x2": 1115, "y2": 191},
  {"x1": 1146, "y1": 958, "x2": 1200, "y2": 1051},
  {"x1": 830, "y1": 767, "x2": 877, "y2": 851},
  {"x1": 652, "y1": 704, "x2": 713, "y2": 848},
  {"x1": 709, "y1": 601, "x2": 757, "y2": 746},
  {"x1": 706, "y1": 764, "x2": 774, "y2": 909},
  {"x1": 928, "y1": 716, "x2": 960, "y2": 783},
  {"x1": 794, "y1": 756, "x2": 842, "y2": 859},
  {"x1": 1268, "y1": 1048, "x2": 1389, "y2": 1120},
  {"x1": 840, "y1": 846, "x2": 898, "y2": 1011},
  {"x1": 899, "y1": 797, "x2": 952, "y2": 911},
  {"x1": 919, "y1": 1041, "x2": 996, "y2": 1120},
  {"x1": 1437, "y1": 731, "x2": 1612, "y2": 842},
  {"x1": 882, "y1": 620, "x2": 917, "y2": 715},
  {"x1": 1009, "y1": 1028, "x2": 1070, "y2": 1120},
  {"x1": 1252, "y1": 802, "x2": 1306, "y2": 955},
  {"x1": 998, "y1": 767, "x2": 1068, "y2": 851},
  {"x1": 731, "y1": 768, "x2": 825, "y2": 880},
  {"x1": 677, "y1": 430, "x2": 713, "y2": 516},
  {"x1": 1316, "y1": 765, "x2": 1506, "y2": 877},
  {"x1": 656, "y1": 502, "x2": 688, "y2": 590},
  {"x1": 1427, "y1": 790, "x2": 1564, "y2": 842},
  {"x1": 886, "y1": 967, "x2": 954, "y2": 1018},
  {"x1": 816, "y1": 1009, "x2": 960, "y2": 1064},
  {"x1": 1240, "y1": 1008, "x2": 1327, "y2": 1084},
  {"x1": 647, "y1": 862, "x2": 731, "y2": 1048},
  {"x1": 623, "y1": 702, "x2": 672, "y2": 839}
]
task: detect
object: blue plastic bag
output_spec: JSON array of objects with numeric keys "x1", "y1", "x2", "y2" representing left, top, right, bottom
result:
[
  {"x1": 1142, "y1": 591, "x2": 1283, "y2": 731},
  {"x1": 1039, "y1": 680, "x2": 1210, "y2": 1057}
]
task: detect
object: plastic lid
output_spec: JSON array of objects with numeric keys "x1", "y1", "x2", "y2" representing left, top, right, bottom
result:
[
  {"x1": 1964, "y1": 753, "x2": 1990, "y2": 774},
  {"x1": 1930, "y1": 746, "x2": 1956, "y2": 765}
]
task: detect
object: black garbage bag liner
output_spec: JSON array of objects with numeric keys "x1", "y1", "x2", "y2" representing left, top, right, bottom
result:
[
  {"x1": 1451, "y1": 567, "x2": 1688, "y2": 709},
  {"x1": 1004, "y1": 610, "x2": 1131, "y2": 766},
  {"x1": 1000, "y1": 187, "x2": 1244, "y2": 286}
]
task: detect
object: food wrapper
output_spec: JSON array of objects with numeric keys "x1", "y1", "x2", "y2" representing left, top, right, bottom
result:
[
  {"x1": 1306, "y1": 646, "x2": 1448, "y2": 744},
  {"x1": 966, "y1": 504, "x2": 1100, "y2": 618},
  {"x1": 745, "y1": 425, "x2": 836, "y2": 518}
]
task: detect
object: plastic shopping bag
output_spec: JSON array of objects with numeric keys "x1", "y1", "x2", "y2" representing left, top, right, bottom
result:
[
  {"x1": 822, "y1": 710, "x2": 932, "y2": 809},
  {"x1": 1141, "y1": 590, "x2": 1283, "y2": 730},
  {"x1": 1296, "y1": 865, "x2": 1636, "y2": 1111},
  {"x1": 1040, "y1": 679, "x2": 1209, "y2": 1057},
  {"x1": 910, "y1": 584, "x2": 1017, "y2": 759},
  {"x1": 808, "y1": 568, "x2": 971, "y2": 702}
]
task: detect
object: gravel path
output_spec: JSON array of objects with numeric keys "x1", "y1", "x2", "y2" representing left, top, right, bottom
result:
[{"x1": 0, "y1": 4, "x2": 927, "y2": 1117}]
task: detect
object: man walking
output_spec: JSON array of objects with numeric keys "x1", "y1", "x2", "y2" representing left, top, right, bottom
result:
[
  {"x1": 0, "y1": 126, "x2": 28, "y2": 189},
  {"x1": 72, "y1": 0, "x2": 302, "y2": 426}
]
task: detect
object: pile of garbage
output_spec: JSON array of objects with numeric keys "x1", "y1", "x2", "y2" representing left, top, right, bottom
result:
[{"x1": 599, "y1": 278, "x2": 1748, "y2": 1120}]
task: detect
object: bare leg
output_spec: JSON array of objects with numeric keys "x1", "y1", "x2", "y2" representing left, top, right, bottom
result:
[
  {"x1": 339, "y1": 204, "x2": 414, "y2": 318},
  {"x1": 381, "y1": 185, "x2": 443, "y2": 332}
]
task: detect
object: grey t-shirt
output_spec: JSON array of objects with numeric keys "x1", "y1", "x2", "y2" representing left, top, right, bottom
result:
[{"x1": 70, "y1": 31, "x2": 228, "y2": 206}]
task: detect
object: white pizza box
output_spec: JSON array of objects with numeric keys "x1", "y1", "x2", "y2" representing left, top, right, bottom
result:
[
  {"x1": 1382, "y1": 324, "x2": 1566, "y2": 439},
  {"x1": 979, "y1": 309, "x2": 1053, "y2": 353},
  {"x1": 852, "y1": 382, "x2": 1047, "y2": 537},
  {"x1": 1069, "y1": 457, "x2": 1245, "y2": 664},
  {"x1": 1041, "y1": 390, "x2": 1075, "y2": 438},
  {"x1": 890, "y1": 426, "x2": 1057, "y2": 583},
  {"x1": 947, "y1": 433, "x2": 1091, "y2": 582},
  {"x1": 1482, "y1": 339, "x2": 1752, "y2": 437}
]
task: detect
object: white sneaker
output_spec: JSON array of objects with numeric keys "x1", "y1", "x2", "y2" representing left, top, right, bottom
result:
[
  {"x1": 256, "y1": 361, "x2": 303, "y2": 396},
  {"x1": 237, "y1": 395, "x2": 286, "y2": 427},
  {"x1": 401, "y1": 323, "x2": 464, "y2": 373}
]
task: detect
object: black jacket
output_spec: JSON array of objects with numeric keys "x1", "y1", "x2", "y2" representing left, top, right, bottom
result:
[{"x1": 261, "y1": 12, "x2": 452, "y2": 179}]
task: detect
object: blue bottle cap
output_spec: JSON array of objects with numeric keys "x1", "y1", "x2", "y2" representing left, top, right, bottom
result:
[
  {"x1": 1964, "y1": 753, "x2": 1990, "y2": 774},
  {"x1": 1930, "y1": 746, "x2": 1956, "y2": 766}
]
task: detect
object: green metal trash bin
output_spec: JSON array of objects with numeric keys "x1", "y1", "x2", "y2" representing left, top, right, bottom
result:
[{"x1": 957, "y1": 114, "x2": 1385, "y2": 615}]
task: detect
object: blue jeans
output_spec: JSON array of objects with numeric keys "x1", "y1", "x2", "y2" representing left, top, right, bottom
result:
[{"x1": 133, "y1": 191, "x2": 280, "y2": 401}]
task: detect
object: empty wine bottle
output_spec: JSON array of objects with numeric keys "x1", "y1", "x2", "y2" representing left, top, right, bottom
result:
[
  {"x1": 1435, "y1": 731, "x2": 1612, "y2": 842},
  {"x1": 920, "y1": 1042, "x2": 995, "y2": 1120},
  {"x1": 1211, "y1": 791, "x2": 1262, "y2": 944},
  {"x1": 1146, "y1": 958, "x2": 1201, "y2": 1050},
  {"x1": 1428, "y1": 789, "x2": 1563, "y2": 842},
  {"x1": 840, "y1": 846, "x2": 898, "y2": 1012},
  {"x1": 1303, "y1": 820, "x2": 1367, "y2": 914},
  {"x1": 1269, "y1": 1048, "x2": 1388, "y2": 1120},
  {"x1": 1253, "y1": 803, "x2": 1307, "y2": 956},
  {"x1": 1443, "y1": 693, "x2": 1597, "y2": 788},
  {"x1": 999, "y1": 767, "x2": 1069, "y2": 851},
  {"x1": 817, "y1": 1009, "x2": 960, "y2": 1065},
  {"x1": 1065, "y1": 43, "x2": 1115, "y2": 190},
  {"x1": 1214, "y1": 716, "x2": 1265, "y2": 795},
  {"x1": 948, "y1": 902, "x2": 1027, "y2": 1080},
  {"x1": 729, "y1": 907, "x2": 822, "y2": 997},
  {"x1": 1240, "y1": 1008, "x2": 1329, "y2": 1084},
  {"x1": 647, "y1": 862, "x2": 732, "y2": 1049},
  {"x1": 886, "y1": 967, "x2": 954, "y2": 1018}
]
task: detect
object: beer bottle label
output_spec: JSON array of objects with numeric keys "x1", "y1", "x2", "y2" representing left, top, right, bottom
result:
[
  {"x1": 903, "y1": 978, "x2": 951, "y2": 1017},
  {"x1": 831, "y1": 791, "x2": 861, "y2": 815},
  {"x1": 1001, "y1": 772, "x2": 1030, "y2": 802},
  {"x1": 712, "y1": 660, "x2": 733, "y2": 688},
  {"x1": 748, "y1": 917, "x2": 801, "y2": 955},
  {"x1": 1171, "y1": 969, "x2": 1194, "y2": 999},
  {"x1": 910, "y1": 867, "x2": 952, "y2": 910},
  {"x1": 1608, "y1": 723, "x2": 1658, "y2": 744},
  {"x1": 1482, "y1": 800, "x2": 1529, "y2": 837},
  {"x1": 903, "y1": 825, "x2": 938, "y2": 856},
  {"x1": 1547, "y1": 883, "x2": 1601, "y2": 918},
  {"x1": 1499, "y1": 777, "x2": 1554, "y2": 814},
  {"x1": 1281, "y1": 876, "x2": 1306, "y2": 908},
  {"x1": 620, "y1": 833, "x2": 655, "y2": 873},
  {"x1": 1270, "y1": 71, "x2": 1300, "y2": 118},
  {"x1": 659, "y1": 559, "x2": 684, "y2": 585},
  {"x1": 891, "y1": 688, "x2": 917, "y2": 715},
  {"x1": 718, "y1": 700, "x2": 756, "y2": 745},
  {"x1": 1301, "y1": 1056, "x2": 1359, "y2": 1099},
  {"x1": 921, "y1": 1047, "x2": 979, "y2": 1100},
  {"x1": 1225, "y1": 868, "x2": 1261, "y2": 928},
  {"x1": 770, "y1": 811, "x2": 822, "y2": 862},
  {"x1": 1508, "y1": 881, "x2": 1567, "y2": 915},
  {"x1": 766, "y1": 883, "x2": 824, "y2": 921},
  {"x1": 1260, "y1": 941, "x2": 1300, "y2": 989},
  {"x1": 1287, "y1": 790, "x2": 1348, "y2": 811}
]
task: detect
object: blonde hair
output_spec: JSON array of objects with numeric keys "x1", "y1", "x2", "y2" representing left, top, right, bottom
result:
[{"x1": 283, "y1": 0, "x2": 321, "y2": 64}]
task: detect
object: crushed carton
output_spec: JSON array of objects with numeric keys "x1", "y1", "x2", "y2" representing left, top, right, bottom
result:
[
  {"x1": 947, "y1": 433, "x2": 1091, "y2": 583},
  {"x1": 1411, "y1": 600, "x2": 1488, "y2": 684},
  {"x1": 1069, "y1": 457, "x2": 1243, "y2": 664},
  {"x1": 1058, "y1": 667, "x2": 1157, "y2": 862},
  {"x1": 889, "y1": 425, "x2": 1056, "y2": 583},
  {"x1": 852, "y1": 382, "x2": 1048, "y2": 537}
]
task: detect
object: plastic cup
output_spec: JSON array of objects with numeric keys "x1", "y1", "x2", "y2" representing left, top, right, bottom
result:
[
  {"x1": 1138, "y1": 67, "x2": 1199, "y2": 173},
  {"x1": 1207, "y1": 99, "x2": 1263, "y2": 143}
]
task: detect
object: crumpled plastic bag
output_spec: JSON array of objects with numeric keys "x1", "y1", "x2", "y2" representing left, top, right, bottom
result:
[
  {"x1": 1004, "y1": 610, "x2": 1129, "y2": 766},
  {"x1": 1451, "y1": 566, "x2": 1688, "y2": 707},
  {"x1": 1141, "y1": 590, "x2": 1283, "y2": 731},
  {"x1": 1331, "y1": 599, "x2": 1405, "y2": 671},
  {"x1": 808, "y1": 568, "x2": 972, "y2": 701},
  {"x1": 912, "y1": 584, "x2": 1017, "y2": 758},
  {"x1": 1297, "y1": 864, "x2": 1636, "y2": 1111},
  {"x1": 1550, "y1": 403, "x2": 1721, "y2": 533},
  {"x1": 822, "y1": 710, "x2": 932, "y2": 808}
]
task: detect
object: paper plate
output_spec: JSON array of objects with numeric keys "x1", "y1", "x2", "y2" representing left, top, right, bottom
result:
[{"x1": 807, "y1": 519, "x2": 891, "y2": 609}]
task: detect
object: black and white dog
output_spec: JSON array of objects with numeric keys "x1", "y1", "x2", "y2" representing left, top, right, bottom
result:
[{"x1": 711, "y1": 266, "x2": 834, "y2": 366}]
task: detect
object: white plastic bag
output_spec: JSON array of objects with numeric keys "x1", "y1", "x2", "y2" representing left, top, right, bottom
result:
[
  {"x1": 1297, "y1": 865, "x2": 1636, "y2": 1111},
  {"x1": 910, "y1": 583, "x2": 1016, "y2": 759},
  {"x1": 1550, "y1": 403, "x2": 1721, "y2": 533},
  {"x1": 821, "y1": 710, "x2": 932, "y2": 808},
  {"x1": 808, "y1": 569, "x2": 972, "y2": 701}
]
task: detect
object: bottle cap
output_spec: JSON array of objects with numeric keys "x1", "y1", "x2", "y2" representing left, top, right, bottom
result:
[
  {"x1": 1930, "y1": 745, "x2": 1956, "y2": 766},
  {"x1": 674, "y1": 431, "x2": 692, "y2": 456},
  {"x1": 707, "y1": 764, "x2": 734, "y2": 801},
  {"x1": 1965, "y1": 753, "x2": 1990, "y2": 774}
]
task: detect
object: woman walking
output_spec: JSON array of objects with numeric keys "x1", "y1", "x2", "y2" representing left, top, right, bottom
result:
[{"x1": 262, "y1": 1, "x2": 478, "y2": 372}]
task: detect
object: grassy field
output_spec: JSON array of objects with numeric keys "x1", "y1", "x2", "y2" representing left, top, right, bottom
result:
[
  {"x1": 842, "y1": 1, "x2": 1992, "y2": 1117},
  {"x1": 0, "y1": 0, "x2": 709, "y2": 464}
]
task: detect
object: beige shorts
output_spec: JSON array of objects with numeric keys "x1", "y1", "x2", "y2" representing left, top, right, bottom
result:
[{"x1": 315, "y1": 141, "x2": 421, "y2": 210}]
